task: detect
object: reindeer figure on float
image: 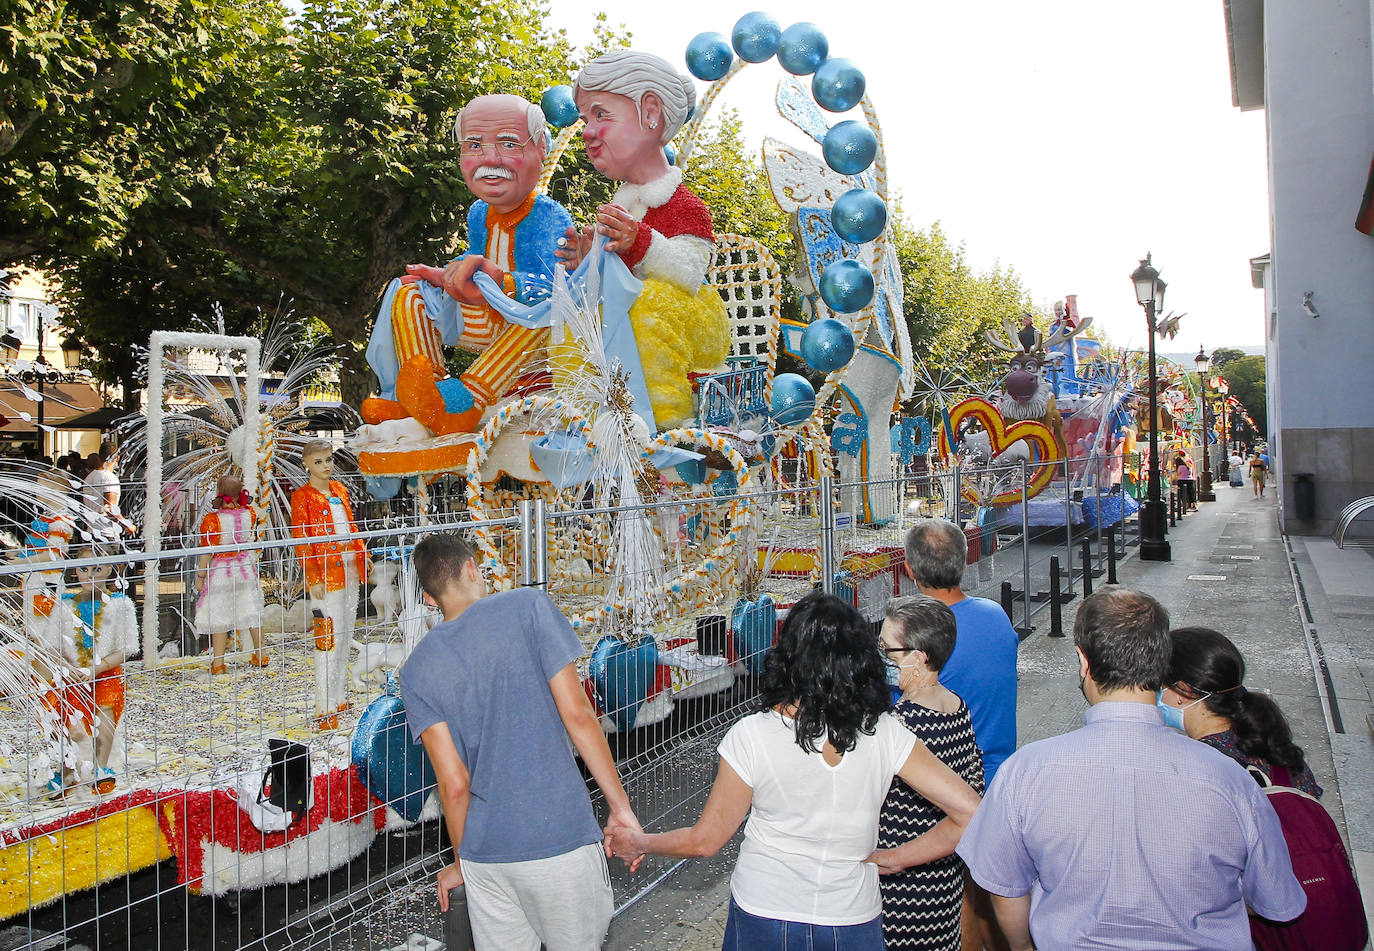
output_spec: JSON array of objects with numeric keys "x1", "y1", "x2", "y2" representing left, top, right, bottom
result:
[{"x1": 984, "y1": 314, "x2": 1093, "y2": 461}]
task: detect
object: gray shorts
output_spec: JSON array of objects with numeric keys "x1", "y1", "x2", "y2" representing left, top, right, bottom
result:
[{"x1": 460, "y1": 840, "x2": 613, "y2": 951}]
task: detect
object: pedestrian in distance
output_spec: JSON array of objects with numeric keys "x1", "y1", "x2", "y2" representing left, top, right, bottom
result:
[
  {"x1": 400, "y1": 532, "x2": 640, "y2": 951},
  {"x1": 1249, "y1": 449, "x2": 1267, "y2": 498},
  {"x1": 902, "y1": 517, "x2": 1018, "y2": 951},
  {"x1": 605, "y1": 591, "x2": 981, "y2": 951},
  {"x1": 957, "y1": 589, "x2": 1305, "y2": 951},
  {"x1": 877, "y1": 595, "x2": 985, "y2": 951}
]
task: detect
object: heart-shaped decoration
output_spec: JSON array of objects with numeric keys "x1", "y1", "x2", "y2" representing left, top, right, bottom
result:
[
  {"x1": 351, "y1": 691, "x2": 437, "y2": 822},
  {"x1": 589, "y1": 635, "x2": 659, "y2": 733},
  {"x1": 731, "y1": 595, "x2": 778, "y2": 676},
  {"x1": 937, "y1": 397, "x2": 1058, "y2": 507}
]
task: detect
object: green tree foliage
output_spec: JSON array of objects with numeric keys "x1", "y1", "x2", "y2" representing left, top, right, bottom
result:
[
  {"x1": 891, "y1": 218, "x2": 1036, "y2": 410},
  {"x1": 1209, "y1": 346, "x2": 1247, "y2": 368},
  {"x1": 1, "y1": 0, "x2": 288, "y2": 262},
  {"x1": 1222, "y1": 354, "x2": 1266, "y2": 437}
]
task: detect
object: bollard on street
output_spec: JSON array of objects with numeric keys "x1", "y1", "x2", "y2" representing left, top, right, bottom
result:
[
  {"x1": 1049, "y1": 557, "x2": 1064, "y2": 637},
  {"x1": 1081, "y1": 539, "x2": 1094, "y2": 596}
]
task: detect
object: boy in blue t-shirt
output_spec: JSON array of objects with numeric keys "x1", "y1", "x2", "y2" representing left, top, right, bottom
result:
[{"x1": 401, "y1": 533, "x2": 641, "y2": 950}]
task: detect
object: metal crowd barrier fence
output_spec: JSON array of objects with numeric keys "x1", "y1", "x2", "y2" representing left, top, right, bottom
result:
[{"x1": 0, "y1": 453, "x2": 1150, "y2": 949}]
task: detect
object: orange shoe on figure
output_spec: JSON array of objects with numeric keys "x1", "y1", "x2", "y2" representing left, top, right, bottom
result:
[
  {"x1": 210, "y1": 662, "x2": 228, "y2": 676},
  {"x1": 313, "y1": 713, "x2": 339, "y2": 731},
  {"x1": 395, "y1": 357, "x2": 483, "y2": 436},
  {"x1": 249, "y1": 652, "x2": 270, "y2": 667},
  {"x1": 360, "y1": 397, "x2": 410, "y2": 425}
]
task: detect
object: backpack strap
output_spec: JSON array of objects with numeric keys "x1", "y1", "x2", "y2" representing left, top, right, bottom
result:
[{"x1": 1246, "y1": 764, "x2": 1272, "y2": 789}]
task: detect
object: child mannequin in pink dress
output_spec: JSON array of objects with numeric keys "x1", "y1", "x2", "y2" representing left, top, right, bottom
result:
[{"x1": 196, "y1": 475, "x2": 267, "y2": 674}]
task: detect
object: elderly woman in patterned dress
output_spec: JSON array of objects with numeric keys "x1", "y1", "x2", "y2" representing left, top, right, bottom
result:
[{"x1": 873, "y1": 595, "x2": 986, "y2": 951}]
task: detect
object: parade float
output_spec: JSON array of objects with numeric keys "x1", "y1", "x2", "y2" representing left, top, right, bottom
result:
[{"x1": 0, "y1": 14, "x2": 930, "y2": 923}]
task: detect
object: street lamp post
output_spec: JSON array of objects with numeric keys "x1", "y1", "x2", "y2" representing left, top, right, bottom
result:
[
  {"x1": 1132, "y1": 254, "x2": 1171, "y2": 561},
  {"x1": 1195, "y1": 346, "x2": 1215, "y2": 502}
]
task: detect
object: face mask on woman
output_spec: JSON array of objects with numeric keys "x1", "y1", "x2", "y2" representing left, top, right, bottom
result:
[
  {"x1": 884, "y1": 656, "x2": 902, "y2": 688},
  {"x1": 1156, "y1": 689, "x2": 1209, "y2": 731}
]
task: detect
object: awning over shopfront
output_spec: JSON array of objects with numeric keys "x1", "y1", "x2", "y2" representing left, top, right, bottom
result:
[{"x1": 0, "y1": 379, "x2": 105, "y2": 438}]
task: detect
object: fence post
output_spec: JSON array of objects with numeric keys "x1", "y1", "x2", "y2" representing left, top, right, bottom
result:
[
  {"x1": 1106, "y1": 521, "x2": 1119, "y2": 585},
  {"x1": 1169, "y1": 491, "x2": 1177, "y2": 526},
  {"x1": 1081, "y1": 539, "x2": 1094, "y2": 597},
  {"x1": 518, "y1": 499, "x2": 535, "y2": 588},
  {"x1": 1063, "y1": 454, "x2": 1074, "y2": 597},
  {"x1": 533, "y1": 496, "x2": 548, "y2": 589},
  {"x1": 1020, "y1": 459, "x2": 1031, "y2": 631},
  {"x1": 820, "y1": 474, "x2": 836, "y2": 595},
  {"x1": 1048, "y1": 557, "x2": 1064, "y2": 637},
  {"x1": 949, "y1": 462, "x2": 961, "y2": 523},
  {"x1": 1000, "y1": 580, "x2": 1014, "y2": 622}
]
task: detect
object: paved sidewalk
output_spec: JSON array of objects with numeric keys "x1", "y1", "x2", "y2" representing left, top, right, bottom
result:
[{"x1": 608, "y1": 483, "x2": 1374, "y2": 950}]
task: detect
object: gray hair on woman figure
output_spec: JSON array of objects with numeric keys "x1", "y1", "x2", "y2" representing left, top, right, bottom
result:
[{"x1": 574, "y1": 49, "x2": 696, "y2": 144}]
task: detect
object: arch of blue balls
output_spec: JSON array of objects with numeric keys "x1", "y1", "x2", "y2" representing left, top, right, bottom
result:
[{"x1": 537, "y1": 12, "x2": 894, "y2": 428}]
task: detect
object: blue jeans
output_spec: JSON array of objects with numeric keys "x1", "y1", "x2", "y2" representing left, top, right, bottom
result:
[{"x1": 721, "y1": 899, "x2": 886, "y2": 951}]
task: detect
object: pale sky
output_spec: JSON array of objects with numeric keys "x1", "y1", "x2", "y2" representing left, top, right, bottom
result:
[{"x1": 544, "y1": 0, "x2": 1269, "y2": 353}]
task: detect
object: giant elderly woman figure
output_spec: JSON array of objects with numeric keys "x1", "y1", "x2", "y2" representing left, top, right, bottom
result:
[{"x1": 557, "y1": 50, "x2": 730, "y2": 429}]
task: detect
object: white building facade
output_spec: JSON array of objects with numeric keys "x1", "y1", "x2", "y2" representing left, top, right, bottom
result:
[{"x1": 1224, "y1": 0, "x2": 1374, "y2": 535}]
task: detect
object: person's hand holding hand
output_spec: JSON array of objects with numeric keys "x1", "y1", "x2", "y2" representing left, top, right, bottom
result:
[
  {"x1": 604, "y1": 824, "x2": 647, "y2": 872},
  {"x1": 310, "y1": 583, "x2": 325, "y2": 602},
  {"x1": 595, "y1": 203, "x2": 640, "y2": 254},
  {"x1": 436, "y1": 861, "x2": 464, "y2": 911}
]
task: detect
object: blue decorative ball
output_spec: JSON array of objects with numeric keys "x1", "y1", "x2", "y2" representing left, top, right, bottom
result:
[
  {"x1": 771, "y1": 373, "x2": 817, "y2": 426},
  {"x1": 731, "y1": 12, "x2": 781, "y2": 64},
  {"x1": 800, "y1": 318, "x2": 856, "y2": 372},
  {"x1": 819, "y1": 259, "x2": 876, "y2": 313},
  {"x1": 777, "y1": 22, "x2": 829, "y2": 75},
  {"x1": 812, "y1": 58, "x2": 866, "y2": 112},
  {"x1": 831, "y1": 188, "x2": 887, "y2": 244},
  {"x1": 686, "y1": 32, "x2": 734, "y2": 81},
  {"x1": 822, "y1": 120, "x2": 878, "y2": 175},
  {"x1": 540, "y1": 85, "x2": 579, "y2": 129},
  {"x1": 664, "y1": 143, "x2": 678, "y2": 166}
]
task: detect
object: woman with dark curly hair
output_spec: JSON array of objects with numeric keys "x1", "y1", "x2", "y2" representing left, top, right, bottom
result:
[
  {"x1": 1161, "y1": 626, "x2": 1321, "y2": 797},
  {"x1": 605, "y1": 591, "x2": 981, "y2": 951}
]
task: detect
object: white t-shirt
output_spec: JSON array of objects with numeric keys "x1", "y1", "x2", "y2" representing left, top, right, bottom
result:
[
  {"x1": 83, "y1": 466, "x2": 120, "y2": 514},
  {"x1": 719, "y1": 710, "x2": 917, "y2": 925}
]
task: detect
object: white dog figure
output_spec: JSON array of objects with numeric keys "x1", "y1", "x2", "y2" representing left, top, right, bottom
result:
[
  {"x1": 369, "y1": 559, "x2": 402, "y2": 624},
  {"x1": 350, "y1": 640, "x2": 407, "y2": 690}
]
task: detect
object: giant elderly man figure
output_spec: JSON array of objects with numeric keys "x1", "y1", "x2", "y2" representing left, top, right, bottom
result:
[
  {"x1": 362, "y1": 94, "x2": 573, "y2": 435},
  {"x1": 556, "y1": 50, "x2": 730, "y2": 428}
]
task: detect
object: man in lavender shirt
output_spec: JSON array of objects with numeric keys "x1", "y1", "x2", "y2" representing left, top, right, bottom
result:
[{"x1": 957, "y1": 588, "x2": 1304, "y2": 951}]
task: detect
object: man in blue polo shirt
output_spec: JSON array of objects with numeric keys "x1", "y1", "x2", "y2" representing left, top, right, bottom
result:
[
  {"x1": 401, "y1": 533, "x2": 641, "y2": 950},
  {"x1": 902, "y1": 517, "x2": 1019, "y2": 950}
]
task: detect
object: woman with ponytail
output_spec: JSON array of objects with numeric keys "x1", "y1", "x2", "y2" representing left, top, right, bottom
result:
[{"x1": 1161, "y1": 626, "x2": 1321, "y2": 796}]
